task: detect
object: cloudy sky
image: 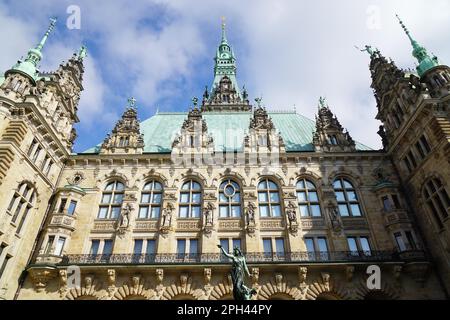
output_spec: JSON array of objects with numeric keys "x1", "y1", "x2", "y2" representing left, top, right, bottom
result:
[{"x1": 1, "y1": 0, "x2": 449, "y2": 152}]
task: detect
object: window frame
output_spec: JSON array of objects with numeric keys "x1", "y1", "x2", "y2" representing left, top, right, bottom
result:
[
  {"x1": 218, "y1": 179, "x2": 242, "y2": 218},
  {"x1": 258, "y1": 178, "x2": 282, "y2": 218},
  {"x1": 333, "y1": 177, "x2": 363, "y2": 217},
  {"x1": 97, "y1": 181, "x2": 125, "y2": 220},
  {"x1": 178, "y1": 180, "x2": 202, "y2": 219},
  {"x1": 296, "y1": 178, "x2": 322, "y2": 217},
  {"x1": 138, "y1": 180, "x2": 163, "y2": 220}
]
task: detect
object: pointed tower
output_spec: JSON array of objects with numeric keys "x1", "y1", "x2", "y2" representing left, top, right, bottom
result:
[
  {"x1": 201, "y1": 18, "x2": 251, "y2": 112},
  {"x1": 4, "y1": 18, "x2": 57, "y2": 84},
  {"x1": 397, "y1": 15, "x2": 450, "y2": 97},
  {"x1": 100, "y1": 98, "x2": 145, "y2": 154},
  {"x1": 313, "y1": 97, "x2": 356, "y2": 152}
]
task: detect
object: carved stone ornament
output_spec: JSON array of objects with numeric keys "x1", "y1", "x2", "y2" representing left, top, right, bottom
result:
[
  {"x1": 160, "y1": 202, "x2": 174, "y2": 235},
  {"x1": 29, "y1": 268, "x2": 56, "y2": 292},
  {"x1": 203, "y1": 202, "x2": 215, "y2": 236}
]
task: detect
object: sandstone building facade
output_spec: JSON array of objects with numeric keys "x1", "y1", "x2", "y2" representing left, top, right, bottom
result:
[{"x1": 0, "y1": 17, "x2": 448, "y2": 300}]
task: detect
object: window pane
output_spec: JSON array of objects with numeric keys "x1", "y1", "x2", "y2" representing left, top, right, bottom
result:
[
  {"x1": 335, "y1": 192, "x2": 345, "y2": 202},
  {"x1": 151, "y1": 207, "x2": 160, "y2": 218},
  {"x1": 343, "y1": 180, "x2": 353, "y2": 189},
  {"x1": 67, "y1": 201, "x2": 77, "y2": 215},
  {"x1": 180, "y1": 193, "x2": 190, "y2": 203},
  {"x1": 297, "y1": 192, "x2": 307, "y2": 202},
  {"x1": 258, "y1": 181, "x2": 267, "y2": 190},
  {"x1": 219, "y1": 206, "x2": 229, "y2": 218},
  {"x1": 133, "y1": 240, "x2": 143, "y2": 254},
  {"x1": 103, "y1": 240, "x2": 113, "y2": 255},
  {"x1": 347, "y1": 237, "x2": 358, "y2": 252},
  {"x1": 152, "y1": 193, "x2": 162, "y2": 204},
  {"x1": 55, "y1": 237, "x2": 66, "y2": 256},
  {"x1": 110, "y1": 206, "x2": 121, "y2": 219},
  {"x1": 311, "y1": 205, "x2": 322, "y2": 217},
  {"x1": 189, "y1": 239, "x2": 198, "y2": 254},
  {"x1": 317, "y1": 238, "x2": 328, "y2": 252},
  {"x1": 231, "y1": 193, "x2": 240, "y2": 202},
  {"x1": 269, "y1": 192, "x2": 280, "y2": 203},
  {"x1": 101, "y1": 194, "x2": 111, "y2": 203},
  {"x1": 259, "y1": 205, "x2": 269, "y2": 217},
  {"x1": 258, "y1": 192, "x2": 268, "y2": 202},
  {"x1": 191, "y1": 193, "x2": 201, "y2": 203},
  {"x1": 305, "y1": 180, "x2": 315, "y2": 190},
  {"x1": 177, "y1": 239, "x2": 186, "y2": 254},
  {"x1": 153, "y1": 182, "x2": 162, "y2": 190},
  {"x1": 90, "y1": 240, "x2": 100, "y2": 255},
  {"x1": 219, "y1": 193, "x2": 228, "y2": 202},
  {"x1": 268, "y1": 181, "x2": 278, "y2": 190},
  {"x1": 299, "y1": 205, "x2": 309, "y2": 217},
  {"x1": 146, "y1": 240, "x2": 156, "y2": 254},
  {"x1": 308, "y1": 191, "x2": 319, "y2": 202},
  {"x1": 181, "y1": 182, "x2": 190, "y2": 190},
  {"x1": 192, "y1": 182, "x2": 201, "y2": 190},
  {"x1": 305, "y1": 238, "x2": 315, "y2": 252},
  {"x1": 105, "y1": 182, "x2": 114, "y2": 191},
  {"x1": 179, "y1": 206, "x2": 188, "y2": 218},
  {"x1": 115, "y1": 182, "x2": 124, "y2": 191},
  {"x1": 191, "y1": 206, "x2": 200, "y2": 218},
  {"x1": 98, "y1": 207, "x2": 108, "y2": 219},
  {"x1": 347, "y1": 191, "x2": 358, "y2": 201},
  {"x1": 271, "y1": 205, "x2": 281, "y2": 217},
  {"x1": 141, "y1": 194, "x2": 151, "y2": 203},
  {"x1": 220, "y1": 239, "x2": 229, "y2": 253},
  {"x1": 138, "y1": 206, "x2": 149, "y2": 219},
  {"x1": 263, "y1": 239, "x2": 272, "y2": 253},
  {"x1": 143, "y1": 183, "x2": 152, "y2": 191},
  {"x1": 113, "y1": 194, "x2": 123, "y2": 204},
  {"x1": 338, "y1": 204, "x2": 349, "y2": 216},
  {"x1": 232, "y1": 239, "x2": 241, "y2": 251},
  {"x1": 333, "y1": 180, "x2": 342, "y2": 189},
  {"x1": 350, "y1": 204, "x2": 362, "y2": 216},
  {"x1": 275, "y1": 238, "x2": 285, "y2": 253},
  {"x1": 395, "y1": 233, "x2": 406, "y2": 251},
  {"x1": 296, "y1": 180, "x2": 305, "y2": 189},
  {"x1": 231, "y1": 206, "x2": 241, "y2": 217},
  {"x1": 359, "y1": 237, "x2": 371, "y2": 253}
]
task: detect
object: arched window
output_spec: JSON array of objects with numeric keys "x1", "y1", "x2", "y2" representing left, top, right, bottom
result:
[
  {"x1": 258, "y1": 179, "x2": 281, "y2": 218},
  {"x1": 7, "y1": 183, "x2": 36, "y2": 234},
  {"x1": 297, "y1": 179, "x2": 321, "y2": 217},
  {"x1": 138, "y1": 180, "x2": 163, "y2": 219},
  {"x1": 179, "y1": 180, "x2": 202, "y2": 218},
  {"x1": 98, "y1": 181, "x2": 124, "y2": 219},
  {"x1": 423, "y1": 178, "x2": 449, "y2": 229},
  {"x1": 219, "y1": 179, "x2": 241, "y2": 218},
  {"x1": 333, "y1": 178, "x2": 362, "y2": 217}
]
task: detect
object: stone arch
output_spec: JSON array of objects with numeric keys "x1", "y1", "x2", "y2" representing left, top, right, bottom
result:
[
  {"x1": 210, "y1": 279, "x2": 233, "y2": 300},
  {"x1": 257, "y1": 173, "x2": 287, "y2": 188},
  {"x1": 305, "y1": 277, "x2": 349, "y2": 300},
  {"x1": 257, "y1": 279, "x2": 303, "y2": 300},
  {"x1": 161, "y1": 277, "x2": 205, "y2": 300},
  {"x1": 64, "y1": 285, "x2": 100, "y2": 300},
  {"x1": 176, "y1": 170, "x2": 208, "y2": 188},
  {"x1": 100, "y1": 170, "x2": 129, "y2": 188},
  {"x1": 217, "y1": 169, "x2": 247, "y2": 188},
  {"x1": 113, "y1": 282, "x2": 155, "y2": 300},
  {"x1": 327, "y1": 169, "x2": 363, "y2": 188},
  {"x1": 138, "y1": 169, "x2": 169, "y2": 189},
  {"x1": 352, "y1": 278, "x2": 400, "y2": 300},
  {"x1": 291, "y1": 169, "x2": 324, "y2": 188}
]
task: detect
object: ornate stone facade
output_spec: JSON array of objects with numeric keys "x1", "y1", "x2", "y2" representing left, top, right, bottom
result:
[{"x1": 0, "y1": 18, "x2": 448, "y2": 300}]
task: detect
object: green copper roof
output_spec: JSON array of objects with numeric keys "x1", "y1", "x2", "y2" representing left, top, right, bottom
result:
[
  {"x1": 6, "y1": 17, "x2": 57, "y2": 81},
  {"x1": 396, "y1": 15, "x2": 440, "y2": 77},
  {"x1": 81, "y1": 111, "x2": 372, "y2": 154}
]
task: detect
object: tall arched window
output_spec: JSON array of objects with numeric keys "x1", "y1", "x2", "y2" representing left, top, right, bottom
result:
[
  {"x1": 423, "y1": 178, "x2": 449, "y2": 229},
  {"x1": 7, "y1": 183, "x2": 36, "y2": 234},
  {"x1": 98, "y1": 181, "x2": 124, "y2": 219},
  {"x1": 333, "y1": 178, "x2": 362, "y2": 217},
  {"x1": 297, "y1": 179, "x2": 321, "y2": 217},
  {"x1": 138, "y1": 180, "x2": 163, "y2": 219},
  {"x1": 219, "y1": 179, "x2": 241, "y2": 218},
  {"x1": 258, "y1": 179, "x2": 281, "y2": 218},
  {"x1": 179, "y1": 180, "x2": 202, "y2": 218}
]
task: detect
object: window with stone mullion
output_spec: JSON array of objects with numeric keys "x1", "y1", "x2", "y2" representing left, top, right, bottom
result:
[
  {"x1": 138, "y1": 181, "x2": 163, "y2": 220},
  {"x1": 297, "y1": 179, "x2": 321, "y2": 217},
  {"x1": 258, "y1": 179, "x2": 281, "y2": 218},
  {"x1": 219, "y1": 179, "x2": 241, "y2": 218},
  {"x1": 333, "y1": 178, "x2": 362, "y2": 217},
  {"x1": 98, "y1": 181, "x2": 124, "y2": 219}
]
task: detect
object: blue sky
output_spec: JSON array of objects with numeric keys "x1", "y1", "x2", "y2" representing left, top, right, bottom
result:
[{"x1": 1, "y1": 0, "x2": 449, "y2": 152}]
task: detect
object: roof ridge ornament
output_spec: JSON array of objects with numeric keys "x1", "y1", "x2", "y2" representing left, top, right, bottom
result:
[{"x1": 127, "y1": 97, "x2": 137, "y2": 109}]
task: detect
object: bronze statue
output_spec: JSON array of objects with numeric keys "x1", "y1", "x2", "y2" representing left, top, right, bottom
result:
[{"x1": 218, "y1": 244, "x2": 256, "y2": 300}]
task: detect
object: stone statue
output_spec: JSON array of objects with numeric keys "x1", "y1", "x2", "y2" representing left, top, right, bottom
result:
[
  {"x1": 245, "y1": 202, "x2": 256, "y2": 225},
  {"x1": 204, "y1": 202, "x2": 214, "y2": 226},
  {"x1": 218, "y1": 244, "x2": 257, "y2": 300},
  {"x1": 119, "y1": 204, "x2": 131, "y2": 228},
  {"x1": 162, "y1": 203, "x2": 174, "y2": 227}
]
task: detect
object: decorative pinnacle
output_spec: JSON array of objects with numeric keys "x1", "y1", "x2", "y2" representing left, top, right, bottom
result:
[
  {"x1": 255, "y1": 97, "x2": 262, "y2": 108},
  {"x1": 192, "y1": 97, "x2": 199, "y2": 108},
  {"x1": 36, "y1": 17, "x2": 57, "y2": 51},
  {"x1": 78, "y1": 45, "x2": 87, "y2": 61},
  {"x1": 128, "y1": 97, "x2": 137, "y2": 109},
  {"x1": 318, "y1": 96, "x2": 327, "y2": 110},
  {"x1": 221, "y1": 16, "x2": 227, "y2": 43}
]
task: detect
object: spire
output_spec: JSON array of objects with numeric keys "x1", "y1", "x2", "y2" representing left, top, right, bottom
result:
[
  {"x1": 221, "y1": 16, "x2": 228, "y2": 44},
  {"x1": 396, "y1": 14, "x2": 440, "y2": 77},
  {"x1": 7, "y1": 17, "x2": 57, "y2": 81}
]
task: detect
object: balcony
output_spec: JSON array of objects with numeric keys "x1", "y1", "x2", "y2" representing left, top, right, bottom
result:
[{"x1": 57, "y1": 250, "x2": 428, "y2": 266}]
